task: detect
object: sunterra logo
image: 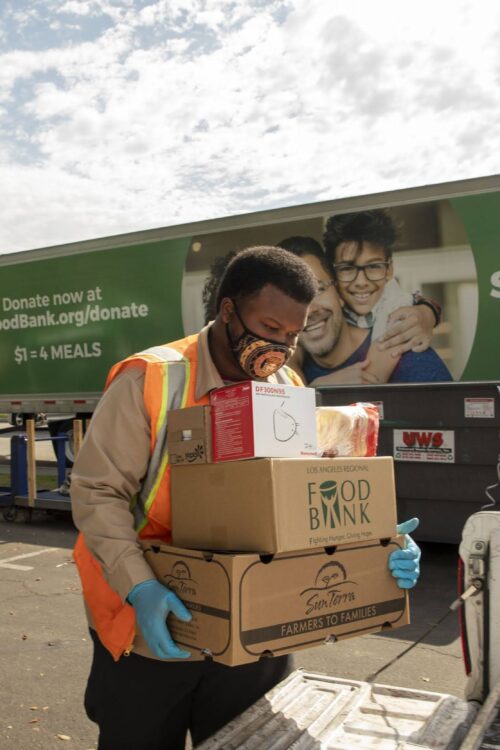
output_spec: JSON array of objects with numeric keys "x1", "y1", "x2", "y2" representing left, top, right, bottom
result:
[
  {"x1": 277, "y1": 558, "x2": 381, "y2": 638},
  {"x1": 307, "y1": 479, "x2": 370, "y2": 531},
  {"x1": 300, "y1": 561, "x2": 358, "y2": 615},
  {"x1": 270, "y1": 553, "x2": 400, "y2": 641},
  {"x1": 163, "y1": 561, "x2": 197, "y2": 598}
]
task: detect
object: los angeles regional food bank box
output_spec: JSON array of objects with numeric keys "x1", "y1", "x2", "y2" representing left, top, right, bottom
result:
[
  {"x1": 171, "y1": 456, "x2": 397, "y2": 553},
  {"x1": 141, "y1": 539, "x2": 409, "y2": 666}
]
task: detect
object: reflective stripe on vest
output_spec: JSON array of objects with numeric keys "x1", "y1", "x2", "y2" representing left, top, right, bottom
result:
[
  {"x1": 281, "y1": 365, "x2": 303, "y2": 387},
  {"x1": 133, "y1": 354, "x2": 191, "y2": 533},
  {"x1": 73, "y1": 338, "x2": 200, "y2": 661}
]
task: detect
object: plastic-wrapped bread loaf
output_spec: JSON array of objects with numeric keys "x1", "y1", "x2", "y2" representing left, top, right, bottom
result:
[{"x1": 316, "y1": 404, "x2": 380, "y2": 457}]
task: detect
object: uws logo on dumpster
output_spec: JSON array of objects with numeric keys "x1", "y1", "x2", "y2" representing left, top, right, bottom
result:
[
  {"x1": 393, "y1": 428, "x2": 455, "y2": 463},
  {"x1": 307, "y1": 477, "x2": 371, "y2": 531}
]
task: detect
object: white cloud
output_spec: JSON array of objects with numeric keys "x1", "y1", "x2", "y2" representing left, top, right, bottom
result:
[
  {"x1": 1, "y1": 0, "x2": 500, "y2": 253},
  {"x1": 59, "y1": 0, "x2": 93, "y2": 15}
]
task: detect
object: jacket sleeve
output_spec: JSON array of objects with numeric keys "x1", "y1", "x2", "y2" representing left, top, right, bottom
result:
[{"x1": 71, "y1": 367, "x2": 156, "y2": 602}]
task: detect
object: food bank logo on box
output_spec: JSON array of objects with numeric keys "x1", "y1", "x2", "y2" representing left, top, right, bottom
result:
[
  {"x1": 163, "y1": 561, "x2": 197, "y2": 598},
  {"x1": 300, "y1": 560, "x2": 358, "y2": 616},
  {"x1": 307, "y1": 479, "x2": 370, "y2": 530}
]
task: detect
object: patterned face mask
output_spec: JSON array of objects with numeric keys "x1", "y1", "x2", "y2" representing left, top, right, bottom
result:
[{"x1": 226, "y1": 301, "x2": 294, "y2": 378}]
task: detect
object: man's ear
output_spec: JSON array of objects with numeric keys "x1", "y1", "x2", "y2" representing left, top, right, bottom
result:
[
  {"x1": 333, "y1": 278, "x2": 343, "y2": 305},
  {"x1": 386, "y1": 259, "x2": 394, "y2": 281},
  {"x1": 220, "y1": 297, "x2": 234, "y2": 324}
]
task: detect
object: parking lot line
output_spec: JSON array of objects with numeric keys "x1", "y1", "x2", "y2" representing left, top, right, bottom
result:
[{"x1": 0, "y1": 547, "x2": 58, "y2": 571}]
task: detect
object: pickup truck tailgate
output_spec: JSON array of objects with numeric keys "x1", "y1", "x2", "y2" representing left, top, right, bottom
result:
[{"x1": 199, "y1": 670, "x2": 477, "y2": 749}]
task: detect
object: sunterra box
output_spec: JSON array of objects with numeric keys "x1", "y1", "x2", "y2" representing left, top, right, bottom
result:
[
  {"x1": 167, "y1": 406, "x2": 212, "y2": 465},
  {"x1": 171, "y1": 456, "x2": 397, "y2": 553},
  {"x1": 140, "y1": 538, "x2": 409, "y2": 666},
  {"x1": 210, "y1": 381, "x2": 317, "y2": 462}
]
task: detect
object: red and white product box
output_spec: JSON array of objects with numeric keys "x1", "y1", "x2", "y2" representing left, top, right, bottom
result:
[{"x1": 210, "y1": 381, "x2": 317, "y2": 463}]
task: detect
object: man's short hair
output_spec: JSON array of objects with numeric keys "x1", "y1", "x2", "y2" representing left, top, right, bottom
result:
[
  {"x1": 215, "y1": 245, "x2": 318, "y2": 312},
  {"x1": 202, "y1": 249, "x2": 239, "y2": 323},
  {"x1": 323, "y1": 209, "x2": 398, "y2": 263},
  {"x1": 278, "y1": 236, "x2": 333, "y2": 275}
]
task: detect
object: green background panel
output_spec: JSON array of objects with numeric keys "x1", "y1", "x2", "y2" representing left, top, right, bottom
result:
[
  {"x1": 451, "y1": 194, "x2": 500, "y2": 380},
  {"x1": 0, "y1": 237, "x2": 190, "y2": 394}
]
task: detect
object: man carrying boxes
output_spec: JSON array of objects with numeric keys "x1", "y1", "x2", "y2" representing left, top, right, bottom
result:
[{"x1": 71, "y1": 246, "x2": 420, "y2": 750}]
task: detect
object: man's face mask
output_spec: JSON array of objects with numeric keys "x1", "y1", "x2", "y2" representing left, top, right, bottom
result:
[{"x1": 226, "y1": 301, "x2": 295, "y2": 379}]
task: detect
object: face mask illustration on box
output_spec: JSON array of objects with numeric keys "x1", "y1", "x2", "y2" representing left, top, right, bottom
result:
[{"x1": 273, "y1": 402, "x2": 299, "y2": 442}]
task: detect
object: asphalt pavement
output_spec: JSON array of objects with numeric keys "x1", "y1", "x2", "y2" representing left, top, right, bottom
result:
[
  {"x1": 0, "y1": 423, "x2": 468, "y2": 748},
  {"x1": 0, "y1": 513, "x2": 96, "y2": 750},
  {"x1": 0, "y1": 508, "x2": 467, "y2": 750}
]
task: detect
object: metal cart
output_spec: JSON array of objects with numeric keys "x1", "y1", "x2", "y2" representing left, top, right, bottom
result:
[{"x1": 3, "y1": 418, "x2": 83, "y2": 522}]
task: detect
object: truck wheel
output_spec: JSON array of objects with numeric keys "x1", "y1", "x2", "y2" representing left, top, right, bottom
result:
[{"x1": 3, "y1": 506, "x2": 18, "y2": 522}]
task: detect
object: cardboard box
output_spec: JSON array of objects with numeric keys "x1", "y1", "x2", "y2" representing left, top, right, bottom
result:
[
  {"x1": 167, "y1": 406, "x2": 212, "y2": 465},
  {"x1": 172, "y1": 456, "x2": 397, "y2": 553},
  {"x1": 141, "y1": 538, "x2": 409, "y2": 666},
  {"x1": 210, "y1": 381, "x2": 317, "y2": 462}
]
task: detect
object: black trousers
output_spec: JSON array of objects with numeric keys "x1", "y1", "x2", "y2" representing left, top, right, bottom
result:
[{"x1": 85, "y1": 629, "x2": 291, "y2": 750}]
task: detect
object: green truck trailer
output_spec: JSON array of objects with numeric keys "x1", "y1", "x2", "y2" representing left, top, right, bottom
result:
[{"x1": 1, "y1": 174, "x2": 499, "y2": 537}]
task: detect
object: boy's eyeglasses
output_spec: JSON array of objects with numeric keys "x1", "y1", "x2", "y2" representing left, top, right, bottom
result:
[{"x1": 333, "y1": 261, "x2": 391, "y2": 282}]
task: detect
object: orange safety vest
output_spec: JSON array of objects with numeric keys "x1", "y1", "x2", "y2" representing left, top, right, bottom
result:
[{"x1": 73, "y1": 333, "x2": 303, "y2": 661}]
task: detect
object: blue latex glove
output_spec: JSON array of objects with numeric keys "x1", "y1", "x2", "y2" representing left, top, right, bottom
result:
[
  {"x1": 388, "y1": 518, "x2": 421, "y2": 589},
  {"x1": 128, "y1": 579, "x2": 192, "y2": 659}
]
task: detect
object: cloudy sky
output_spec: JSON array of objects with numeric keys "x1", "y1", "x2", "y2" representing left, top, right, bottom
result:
[{"x1": 1, "y1": 0, "x2": 500, "y2": 254}]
